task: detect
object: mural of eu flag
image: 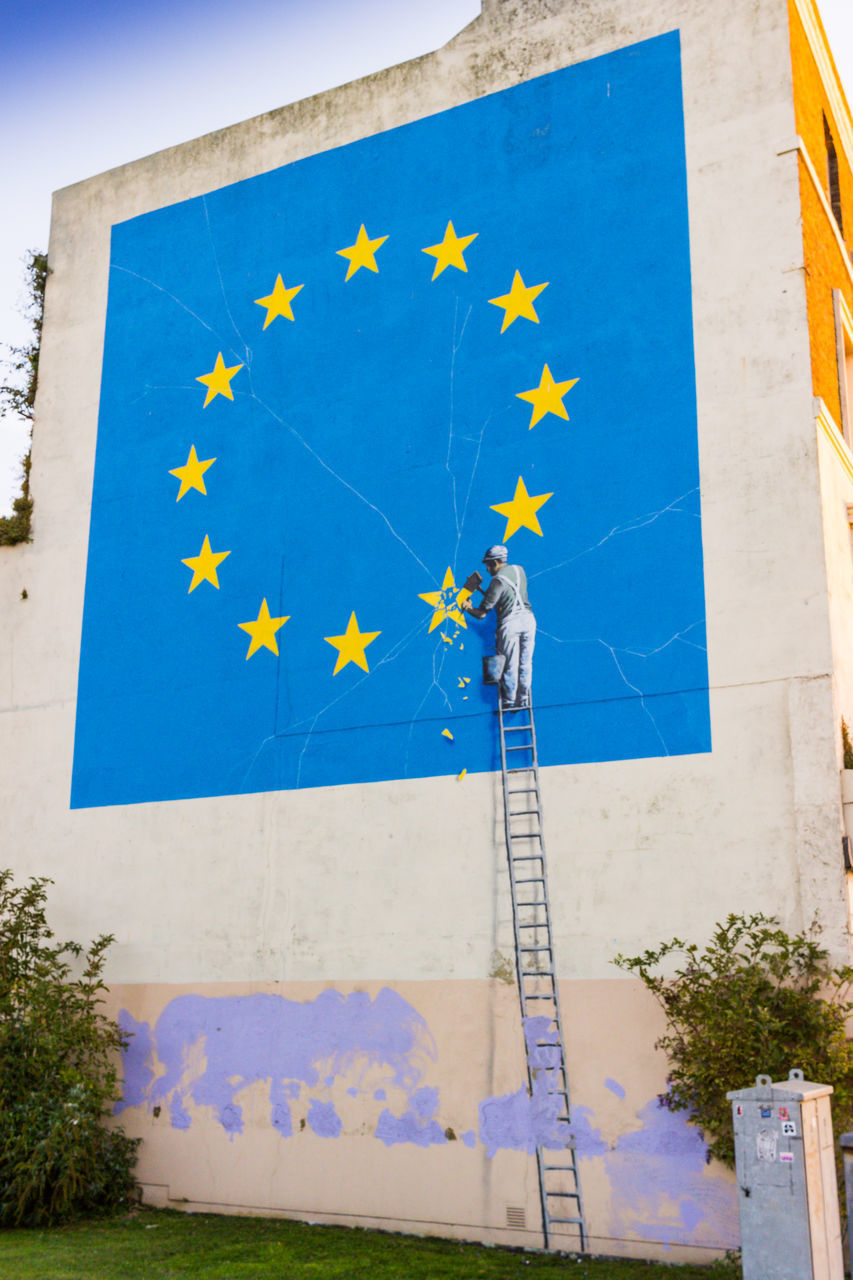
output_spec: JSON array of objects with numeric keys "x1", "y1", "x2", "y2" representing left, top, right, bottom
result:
[{"x1": 71, "y1": 30, "x2": 710, "y2": 809}]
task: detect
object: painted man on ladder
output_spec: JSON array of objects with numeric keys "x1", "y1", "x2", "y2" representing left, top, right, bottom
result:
[{"x1": 461, "y1": 544, "x2": 536, "y2": 708}]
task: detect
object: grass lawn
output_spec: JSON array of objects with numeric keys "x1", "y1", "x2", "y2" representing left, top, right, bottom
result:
[{"x1": 0, "y1": 1208, "x2": 741, "y2": 1280}]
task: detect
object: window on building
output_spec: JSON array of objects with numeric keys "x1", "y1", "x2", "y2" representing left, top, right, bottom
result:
[
  {"x1": 834, "y1": 289, "x2": 853, "y2": 445},
  {"x1": 824, "y1": 114, "x2": 844, "y2": 236}
]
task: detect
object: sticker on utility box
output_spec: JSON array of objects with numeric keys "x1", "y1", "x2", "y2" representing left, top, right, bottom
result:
[
  {"x1": 780, "y1": 1152, "x2": 794, "y2": 1163},
  {"x1": 757, "y1": 1130, "x2": 777, "y2": 1161},
  {"x1": 781, "y1": 1120, "x2": 797, "y2": 1137}
]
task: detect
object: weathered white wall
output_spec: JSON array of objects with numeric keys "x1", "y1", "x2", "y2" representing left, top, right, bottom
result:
[{"x1": 1, "y1": 0, "x2": 851, "y2": 1259}]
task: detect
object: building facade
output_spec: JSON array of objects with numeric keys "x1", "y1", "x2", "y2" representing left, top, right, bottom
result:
[{"x1": 2, "y1": 0, "x2": 853, "y2": 1261}]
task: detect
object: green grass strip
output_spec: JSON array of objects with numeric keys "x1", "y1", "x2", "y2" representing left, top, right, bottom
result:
[{"x1": 0, "y1": 1207, "x2": 740, "y2": 1280}]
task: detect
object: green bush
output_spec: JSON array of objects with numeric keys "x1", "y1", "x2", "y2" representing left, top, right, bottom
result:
[
  {"x1": 0, "y1": 249, "x2": 47, "y2": 546},
  {"x1": 615, "y1": 913, "x2": 853, "y2": 1167},
  {"x1": 0, "y1": 869, "x2": 139, "y2": 1225}
]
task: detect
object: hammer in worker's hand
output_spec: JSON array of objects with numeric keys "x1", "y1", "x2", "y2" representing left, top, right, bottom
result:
[{"x1": 463, "y1": 571, "x2": 485, "y2": 597}]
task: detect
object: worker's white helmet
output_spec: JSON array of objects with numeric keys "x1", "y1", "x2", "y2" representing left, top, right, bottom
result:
[{"x1": 482, "y1": 544, "x2": 508, "y2": 563}]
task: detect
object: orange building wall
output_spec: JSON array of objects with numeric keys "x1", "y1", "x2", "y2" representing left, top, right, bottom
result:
[{"x1": 788, "y1": 0, "x2": 853, "y2": 429}]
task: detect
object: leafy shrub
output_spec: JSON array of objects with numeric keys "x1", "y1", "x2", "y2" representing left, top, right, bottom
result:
[
  {"x1": 615, "y1": 913, "x2": 853, "y2": 1167},
  {"x1": 0, "y1": 870, "x2": 139, "y2": 1225},
  {"x1": 0, "y1": 249, "x2": 47, "y2": 546}
]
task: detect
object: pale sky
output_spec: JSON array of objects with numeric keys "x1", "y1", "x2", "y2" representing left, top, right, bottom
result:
[{"x1": 1, "y1": 0, "x2": 852, "y2": 515}]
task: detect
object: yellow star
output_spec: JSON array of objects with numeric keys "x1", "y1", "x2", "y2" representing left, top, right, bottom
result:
[
  {"x1": 254, "y1": 275, "x2": 304, "y2": 329},
  {"x1": 490, "y1": 477, "x2": 553, "y2": 540},
  {"x1": 324, "y1": 611, "x2": 381, "y2": 675},
  {"x1": 422, "y1": 221, "x2": 478, "y2": 280},
  {"x1": 168, "y1": 445, "x2": 216, "y2": 501},
  {"x1": 336, "y1": 224, "x2": 388, "y2": 281},
  {"x1": 488, "y1": 270, "x2": 548, "y2": 333},
  {"x1": 195, "y1": 352, "x2": 244, "y2": 408},
  {"x1": 238, "y1": 599, "x2": 290, "y2": 659},
  {"x1": 516, "y1": 364, "x2": 579, "y2": 429},
  {"x1": 181, "y1": 535, "x2": 231, "y2": 593},
  {"x1": 418, "y1": 567, "x2": 472, "y2": 633}
]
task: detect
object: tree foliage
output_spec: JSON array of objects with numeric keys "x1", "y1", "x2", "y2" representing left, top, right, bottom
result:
[
  {"x1": 0, "y1": 250, "x2": 47, "y2": 545},
  {"x1": 0, "y1": 870, "x2": 139, "y2": 1225},
  {"x1": 615, "y1": 913, "x2": 853, "y2": 1168}
]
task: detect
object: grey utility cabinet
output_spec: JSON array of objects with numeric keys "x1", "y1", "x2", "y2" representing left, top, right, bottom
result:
[{"x1": 727, "y1": 1070, "x2": 843, "y2": 1280}]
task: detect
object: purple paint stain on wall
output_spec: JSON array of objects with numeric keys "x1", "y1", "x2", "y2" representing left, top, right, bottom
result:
[
  {"x1": 272, "y1": 1102, "x2": 292, "y2": 1137},
  {"x1": 347, "y1": 1087, "x2": 359, "y2": 1097},
  {"x1": 116, "y1": 1010, "x2": 155, "y2": 1112},
  {"x1": 411, "y1": 1086, "x2": 439, "y2": 1120},
  {"x1": 374, "y1": 1088, "x2": 386, "y2": 1101},
  {"x1": 523, "y1": 1015, "x2": 560, "y2": 1071},
  {"x1": 119, "y1": 988, "x2": 436, "y2": 1136},
  {"x1": 478, "y1": 1075, "x2": 566, "y2": 1160},
  {"x1": 307, "y1": 1100, "x2": 342, "y2": 1138},
  {"x1": 221, "y1": 1104, "x2": 241, "y2": 1135},
  {"x1": 569, "y1": 1105, "x2": 608, "y2": 1160},
  {"x1": 462, "y1": 1130, "x2": 476, "y2": 1148},
  {"x1": 478, "y1": 1023, "x2": 574, "y2": 1160},
  {"x1": 375, "y1": 1107, "x2": 447, "y2": 1148},
  {"x1": 680, "y1": 1200, "x2": 705, "y2": 1232},
  {"x1": 604, "y1": 1099, "x2": 738, "y2": 1249},
  {"x1": 605, "y1": 1077, "x2": 626, "y2": 1099}
]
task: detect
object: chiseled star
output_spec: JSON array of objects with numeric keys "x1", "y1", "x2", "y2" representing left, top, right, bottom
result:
[
  {"x1": 238, "y1": 599, "x2": 290, "y2": 659},
  {"x1": 488, "y1": 270, "x2": 548, "y2": 333},
  {"x1": 181, "y1": 535, "x2": 231, "y2": 593},
  {"x1": 168, "y1": 445, "x2": 216, "y2": 501},
  {"x1": 516, "y1": 364, "x2": 579, "y2": 429},
  {"x1": 336, "y1": 224, "x2": 389, "y2": 281},
  {"x1": 254, "y1": 275, "x2": 304, "y2": 329},
  {"x1": 195, "y1": 352, "x2": 244, "y2": 407},
  {"x1": 422, "y1": 221, "x2": 479, "y2": 281},
  {"x1": 324, "y1": 611, "x2": 381, "y2": 674},
  {"x1": 418, "y1": 567, "x2": 472, "y2": 633},
  {"x1": 490, "y1": 477, "x2": 553, "y2": 540}
]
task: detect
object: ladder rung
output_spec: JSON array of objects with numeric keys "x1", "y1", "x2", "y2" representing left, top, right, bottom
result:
[
  {"x1": 507, "y1": 787, "x2": 537, "y2": 794},
  {"x1": 514, "y1": 877, "x2": 544, "y2": 885},
  {"x1": 507, "y1": 767, "x2": 535, "y2": 774},
  {"x1": 506, "y1": 744, "x2": 534, "y2": 751},
  {"x1": 509, "y1": 808, "x2": 539, "y2": 816},
  {"x1": 519, "y1": 923, "x2": 550, "y2": 930},
  {"x1": 544, "y1": 1165, "x2": 578, "y2": 1174},
  {"x1": 546, "y1": 1217, "x2": 584, "y2": 1226},
  {"x1": 504, "y1": 725, "x2": 533, "y2": 733},
  {"x1": 519, "y1": 944, "x2": 551, "y2": 952}
]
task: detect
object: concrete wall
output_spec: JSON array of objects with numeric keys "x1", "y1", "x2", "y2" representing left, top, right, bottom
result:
[{"x1": 1, "y1": 0, "x2": 851, "y2": 1261}]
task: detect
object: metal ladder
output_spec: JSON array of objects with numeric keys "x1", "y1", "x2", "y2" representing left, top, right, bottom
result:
[{"x1": 497, "y1": 695, "x2": 587, "y2": 1253}]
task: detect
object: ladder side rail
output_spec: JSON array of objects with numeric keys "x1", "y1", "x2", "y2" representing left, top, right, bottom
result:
[
  {"x1": 499, "y1": 701, "x2": 536, "y2": 1031},
  {"x1": 498, "y1": 699, "x2": 554, "y2": 1246},
  {"x1": 498, "y1": 697, "x2": 587, "y2": 1253}
]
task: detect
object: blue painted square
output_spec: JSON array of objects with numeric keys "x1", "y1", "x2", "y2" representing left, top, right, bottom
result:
[{"x1": 71, "y1": 30, "x2": 710, "y2": 808}]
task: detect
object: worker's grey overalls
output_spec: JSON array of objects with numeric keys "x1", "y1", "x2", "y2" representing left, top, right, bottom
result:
[{"x1": 495, "y1": 566, "x2": 536, "y2": 707}]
